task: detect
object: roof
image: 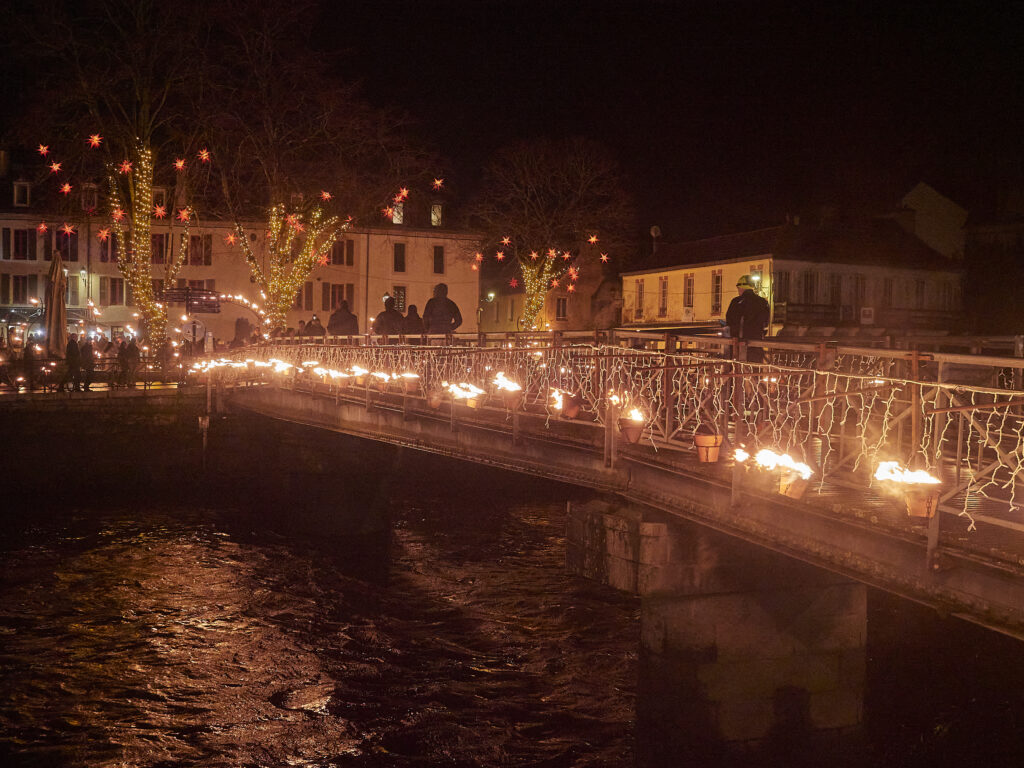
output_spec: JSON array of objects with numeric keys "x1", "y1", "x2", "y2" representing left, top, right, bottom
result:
[{"x1": 629, "y1": 219, "x2": 952, "y2": 274}]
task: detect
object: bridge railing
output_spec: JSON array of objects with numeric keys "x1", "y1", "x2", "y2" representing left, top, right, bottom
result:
[{"x1": 205, "y1": 338, "x2": 1024, "y2": 568}]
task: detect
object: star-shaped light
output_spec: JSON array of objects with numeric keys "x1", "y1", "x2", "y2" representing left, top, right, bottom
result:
[
  {"x1": 37, "y1": 222, "x2": 48, "y2": 233},
  {"x1": 600, "y1": 253, "x2": 609, "y2": 263},
  {"x1": 320, "y1": 190, "x2": 332, "y2": 201},
  {"x1": 432, "y1": 178, "x2": 444, "y2": 190},
  {"x1": 382, "y1": 206, "x2": 394, "y2": 218},
  {"x1": 88, "y1": 134, "x2": 103, "y2": 148},
  {"x1": 37, "y1": 144, "x2": 49, "y2": 156},
  {"x1": 501, "y1": 236, "x2": 511, "y2": 246},
  {"x1": 176, "y1": 208, "x2": 190, "y2": 222},
  {"x1": 285, "y1": 213, "x2": 300, "y2": 228},
  {"x1": 509, "y1": 278, "x2": 519, "y2": 288},
  {"x1": 588, "y1": 234, "x2": 598, "y2": 244},
  {"x1": 317, "y1": 253, "x2": 329, "y2": 266},
  {"x1": 562, "y1": 251, "x2": 571, "y2": 260},
  {"x1": 112, "y1": 207, "x2": 125, "y2": 221},
  {"x1": 174, "y1": 158, "x2": 186, "y2": 171},
  {"x1": 49, "y1": 162, "x2": 62, "y2": 173},
  {"x1": 471, "y1": 264, "x2": 478, "y2": 271},
  {"x1": 530, "y1": 251, "x2": 539, "y2": 260},
  {"x1": 474, "y1": 252, "x2": 483, "y2": 262},
  {"x1": 547, "y1": 248, "x2": 557, "y2": 258},
  {"x1": 153, "y1": 204, "x2": 167, "y2": 219},
  {"x1": 60, "y1": 223, "x2": 75, "y2": 236},
  {"x1": 398, "y1": 187, "x2": 409, "y2": 199},
  {"x1": 60, "y1": 182, "x2": 72, "y2": 195},
  {"x1": 97, "y1": 228, "x2": 110, "y2": 242},
  {"x1": 119, "y1": 161, "x2": 132, "y2": 174},
  {"x1": 551, "y1": 279, "x2": 560, "y2": 288},
  {"x1": 567, "y1": 284, "x2": 576, "y2": 293},
  {"x1": 225, "y1": 233, "x2": 237, "y2": 245},
  {"x1": 568, "y1": 267, "x2": 579, "y2": 280},
  {"x1": 495, "y1": 250, "x2": 505, "y2": 261},
  {"x1": 198, "y1": 148, "x2": 211, "y2": 162}
]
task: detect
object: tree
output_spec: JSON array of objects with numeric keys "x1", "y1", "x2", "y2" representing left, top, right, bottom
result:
[
  {"x1": 10, "y1": 0, "x2": 212, "y2": 342},
  {"x1": 471, "y1": 137, "x2": 636, "y2": 329}
]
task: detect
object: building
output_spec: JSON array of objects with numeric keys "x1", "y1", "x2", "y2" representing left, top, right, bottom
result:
[
  {"x1": 0, "y1": 169, "x2": 480, "y2": 347},
  {"x1": 620, "y1": 219, "x2": 963, "y2": 336}
]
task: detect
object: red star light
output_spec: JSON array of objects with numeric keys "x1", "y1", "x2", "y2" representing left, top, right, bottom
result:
[
  {"x1": 97, "y1": 228, "x2": 110, "y2": 241},
  {"x1": 530, "y1": 251, "x2": 539, "y2": 260},
  {"x1": 471, "y1": 264, "x2": 478, "y2": 271},
  {"x1": 174, "y1": 158, "x2": 186, "y2": 171},
  {"x1": 495, "y1": 250, "x2": 505, "y2": 261},
  {"x1": 60, "y1": 182, "x2": 72, "y2": 195},
  {"x1": 112, "y1": 207, "x2": 125, "y2": 221},
  {"x1": 547, "y1": 248, "x2": 557, "y2": 258},
  {"x1": 37, "y1": 222, "x2": 48, "y2": 233},
  {"x1": 382, "y1": 206, "x2": 394, "y2": 218},
  {"x1": 119, "y1": 161, "x2": 132, "y2": 174},
  {"x1": 398, "y1": 187, "x2": 409, "y2": 199},
  {"x1": 474, "y1": 252, "x2": 483, "y2": 262},
  {"x1": 317, "y1": 253, "x2": 329, "y2": 266},
  {"x1": 198, "y1": 148, "x2": 211, "y2": 162},
  {"x1": 153, "y1": 205, "x2": 167, "y2": 219},
  {"x1": 285, "y1": 213, "x2": 300, "y2": 228},
  {"x1": 561, "y1": 251, "x2": 571, "y2": 260},
  {"x1": 225, "y1": 233, "x2": 237, "y2": 245},
  {"x1": 88, "y1": 134, "x2": 103, "y2": 148},
  {"x1": 600, "y1": 253, "x2": 610, "y2": 263},
  {"x1": 509, "y1": 278, "x2": 519, "y2": 288},
  {"x1": 551, "y1": 279, "x2": 560, "y2": 288},
  {"x1": 37, "y1": 144, "x2": 49, "y2": 156},
  {"x1": 176, "y1": 208, "x2": 190, "y2": 222},
  {"x1": 320, "y1": 190, "x2": 332, "y2": 201},
  {"x1": 501, "y1": 236, "x2": 511, "y2": 246},
  {"x1": 49, "y1": 162, "x2": 62, "y2": 173},
  {"x1": 60, "y1": 223, "x2": 75, "y2": 236},
  {"x1": 432, "y1": 178, "x2": 444, "y2": 190},
  {"x1": 567, "y1": 284, "x2": 576, "y2": 293},
  {"x1": 588, "y1": 234, "x2": 598, "y2": 244}
]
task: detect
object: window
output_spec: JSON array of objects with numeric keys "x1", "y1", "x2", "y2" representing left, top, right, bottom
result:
[
  {"x1": 81, "y1": 183, "x2": 98, "y2": 211},
  {"x1": 801, "y1": 271, "x2": 817, "y2": 303},
  {"x1": 151, "y1": 233, "x2": 166, "y2": 264},
  {"x1": 188, "y1": 279, "x2": 205, "y2": 291},
  {"x1": 774, "y1": 270, "x2": 790, "y2": 302},
  {"x1": 683, "y1": 273, "x2": 694, "y2": 308},
  {"x1": 13, "y1": 182, "x2": 30, "y2": 207},
  {"x1": 303, "y1": 281, "x2": 313, "y2": 311},
  {"x1": 915, "y1": 280, "x2": 925, "y2": 309},
  {"x1": 330, "y1": 239, "x2": 355, "y2": 266},
  {"x1": 634, "y1": 279, "x2": 645, "y2": 320},
  {"x1": 748, "y1": 263, "x2": 763, "y2": 281},
  {"x1": 711, "y1": 270, "x2": 723, "y2": 315},
  {"x1": 431, "y1": 203, "x2": 443, "y2": 227},
  {"x1": 854, "y1": 273, "x2": 866, "y2": 305},
  {"x1": 100, "y1": 277, "x2": 125, "y2": 306},
  {"x1": 323, "y1": 282, "x2": 354, "y2": 311},
  {"x1": 152, "y1": 278, "x2": 164, "y2": 298},
  {"x1": 393, "y1": 242, "x2": 406, "y2": 272},
  {"x1": 391, "y1": 202, "x2": 404, "y2": 225},
  {"x1": 101, "y1": 234, "x2": 119, "y2": 263},
  {"x1": 153, "y1": 187, "x2": 168, "y2": 209},
  {"x1": 556, "y1": 296, "x2": 568, "y2": 321},
  {"x1": 830, "y1": 274, "x2": 842, "y2": 305},
  {"x1": 508, "y1": 297, "x2": 515, "y2": 323},
  {"x1": 189, "y1": 234, "x2": 212, "y2": 266},
  {"x1": 0, "y1": 274, "x2": 8, "y2": 304},
  {"x1": 13, "y1": 274, "x2": 28, "y2": 304},
  {"x1": 392, "y1": 286, "x2": 407, "y2": 312},
  {"x1": 57, "y1": 228, "x2": 78, "y2": 262},
  {"x1": 13, "y1": 229, "x2": 30, "y2": 260},
  {"x1": 941, "y1": 282, "x2": 955, "y2": 311},
  {"x1": 433, "y1": 245, "x2": 445, "y2": 274},
  {"x1": 67, "y1": 276, "x2": 79, "y2": 306},
  {"x1": 881, "y1": 277, "x2": 893, "y2": 309},
  {"x1": 658, "y1": 275, "x2": 668, "y2": 317},
  {"x1": 205, "y1": 279, "x2": 216, "y2": 291}
]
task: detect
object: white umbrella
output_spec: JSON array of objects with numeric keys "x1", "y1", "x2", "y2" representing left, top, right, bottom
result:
[{"x1": 44, "y1": 252, "x2": 68, "y2": 359}]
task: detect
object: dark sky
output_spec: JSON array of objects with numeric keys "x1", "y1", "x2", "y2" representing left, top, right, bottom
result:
[{"x1": 320, "y1": 0, "x2": 1024, "y2": 240}]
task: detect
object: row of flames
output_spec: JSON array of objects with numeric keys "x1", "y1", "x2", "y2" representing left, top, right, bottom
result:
[{"x1": 733, "y1": 449, "x2": 940, "y2": 486}]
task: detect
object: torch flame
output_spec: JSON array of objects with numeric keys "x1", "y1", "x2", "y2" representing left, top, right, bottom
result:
[
  {"x1": 874, "y1": 461, "x2": 940, "y2": 485},
  {"x1": 493, "y1": 371, "x2": 522, "y2": 392},
  {"x1": 448, "y1": 382, "x2": 484, "y2": 400},
  {"x1": 627, "y1": 407, "x2": 644, "y2": 423},
  {"x1": 752, "y1": 449, "x2": 813, "y2": 480}
]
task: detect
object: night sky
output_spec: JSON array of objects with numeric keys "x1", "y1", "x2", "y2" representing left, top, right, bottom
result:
[{"x1": 321, "y1": 0, "x2": 1024, "y2": 240}]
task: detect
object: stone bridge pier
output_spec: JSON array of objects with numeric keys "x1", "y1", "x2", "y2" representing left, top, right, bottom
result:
[{"x1": 567, "y1": 501, "x2": 866, "y2": 763}]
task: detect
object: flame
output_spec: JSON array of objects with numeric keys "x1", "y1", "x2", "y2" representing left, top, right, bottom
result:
[
  {"x1": 551, "y1": 388, "x2": 564, "y2": 410},
  {"x1": 493, "y1": 372, "x2": 521, "y2": 392},
  {"x1": 734, "y1": 448, "x2": 750, "y2": 462},
  {"x1": 751, "y1": 449, "x2": 813, "y2": 480},
  {"x1": 874, "y1": 461, "x2": 940, "y2": 485},
  {"x1": 627, "y1": 407, "x2": 644, "y2": 423},
  {"x1": 447, "y1": 382, "x2": 484, "y2": 400}
]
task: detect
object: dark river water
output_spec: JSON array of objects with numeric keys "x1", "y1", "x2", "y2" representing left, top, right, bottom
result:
[{"x1": 3, "y1": 445, "x2": 1024, "y2": 767}]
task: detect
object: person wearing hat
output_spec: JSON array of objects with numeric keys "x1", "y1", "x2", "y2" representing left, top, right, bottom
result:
[{"x1": 726, "y1": 274, "x2": 770, "y2": 363}]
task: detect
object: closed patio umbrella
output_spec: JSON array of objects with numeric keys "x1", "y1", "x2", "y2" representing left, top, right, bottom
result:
[{"x1": 44, "y1": 252, "x2": 67, "y2": 359}]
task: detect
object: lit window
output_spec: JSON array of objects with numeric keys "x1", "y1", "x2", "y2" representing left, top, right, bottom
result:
[
  {"x1": 658, "y1": 275, "x2": 668, "y2": 317},
  {"x1": 634, "y1": 279, "x2": 645, "y2": 320},
  {"x1": 556, "y1": 296, "x2": 568, "y2": 321},
  {"x1": 81, "y1": 183, "x2": 98, "y2": 211},
  {"x1": 392, "y1": 286, "x2": 407, "y2": 312},
  {"x1": 391, "y1": 202, "x2": 404, "y2": 225},
  {"x1": 431, "y1": 204, "x2": 443, "y2": 227},
  {"x1": 152, "y1": 187, "x2": 167, "y2": 209}
]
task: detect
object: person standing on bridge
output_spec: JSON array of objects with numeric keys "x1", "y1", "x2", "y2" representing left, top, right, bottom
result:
[
  {"x1": 726, "y1": 274, "x2": 770, "y2": 363},
  {"x1": 327, "y1": 300, "x2": 359, "y2": 336},
  {"x1": 373, "y1": 296, "x2": 405, "y2": 337},
  {"x1": 422, "y1": 283, "x2": 462, "y2": 335}
]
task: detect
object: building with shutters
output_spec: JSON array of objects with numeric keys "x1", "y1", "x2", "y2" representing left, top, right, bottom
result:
[{"x1": 0, "y1": 166, "x2": 480, "y2": 347}]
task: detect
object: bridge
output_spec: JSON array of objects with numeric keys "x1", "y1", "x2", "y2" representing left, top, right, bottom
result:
[{"x1": 196, "y1": 330, "x2": 1024, "y2": 643}]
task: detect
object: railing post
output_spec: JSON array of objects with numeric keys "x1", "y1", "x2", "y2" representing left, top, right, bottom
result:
[
  {"x1": 927, "y1": 360, "x2": 946, "y2": 570},
  {"x1": 605, "y1": 400, "x2": 617, "y2": 469},
  {"x1": 910, "y1": 348, "x2": 921, "y2": 465}
]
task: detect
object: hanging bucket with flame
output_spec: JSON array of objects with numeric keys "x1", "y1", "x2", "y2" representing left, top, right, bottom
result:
[
  {"x1": 349, "y1": 365, "x2": 368, "y2": 387},
  {"x1": 427, "y1": 391, "x2": 443, "y2": 410},
  {"x1": 694, "y1": 432, "x2": 723, "y2": 462},
  {"x1": 399, "y1": 372, "x2": 420, "y2": 394},
  {"x1": 735, "y1": 448, "x2": 814, "y2": 498},
  {"x1": 494, "y1": 372, "x2": 523, "y2": 409},
  {"x1": 448, "y1": 382, "x2": 484, "y2": 408},
  {"x1": 551, "y1": 388, "x2": 581, "y2": 419},
  {"x1": 617, "y1": 407, "x2": 645, "y2": 443},
  {"x1": 874, "y1": 461, "x2": 941, "y2": 518}
]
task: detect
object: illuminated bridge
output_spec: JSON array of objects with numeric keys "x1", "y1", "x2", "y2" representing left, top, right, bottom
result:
[{"x1": 206, "y1": 331, "x2": 1024, "y2": 641}]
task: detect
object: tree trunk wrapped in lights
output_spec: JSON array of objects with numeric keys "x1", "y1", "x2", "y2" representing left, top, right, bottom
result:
[{"x1": 235, "y1": 204, "x2": 348, "y2": 332}]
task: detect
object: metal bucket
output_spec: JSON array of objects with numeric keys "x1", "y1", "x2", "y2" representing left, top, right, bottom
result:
[
  {"x1": 904, "y1": 487, "x2": 940, "y2": 518},
  {"x1": 618, "y1": 418, "x2": 643, "y2": 444},
  {"x1": 694, "y1": 433, "x2": 723, "y2": 462}
]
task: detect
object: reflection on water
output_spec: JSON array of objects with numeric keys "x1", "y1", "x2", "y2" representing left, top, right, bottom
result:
[{"x1": 0, "y1": 467, "x2": 637, "y2": 767}]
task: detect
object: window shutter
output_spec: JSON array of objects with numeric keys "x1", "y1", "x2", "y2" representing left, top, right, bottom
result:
[
  {"x1": 346, "y1": 239, "x2": 354, "y2": 266},
  {"x1": 322, "y1": 282, "x2": 331, "y2": 311},
  {"x1": 304, "y1": 281, "x2": 313, "y2": 311},
  {"x1": 0, "y1": 274, "x2": 8, "y2": 304},
  {"x1": 203, "y1": 235, "x2": 212, "y2": 265},
  {"x1": 205, "y1": 279, "x2": 215, "y2": 291},
  {"x1": 28, "y1": 230, "x2": 37, "y2": 261},
  {"x1": 27, "y1": 274, "x2": 38, "y2": 300},
  {"x1": 99, "y1": 277, "x2": 109, "y2": 306},
  {"x1": 2, "y1": 228, "x2": 9, "y2": 260}
]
